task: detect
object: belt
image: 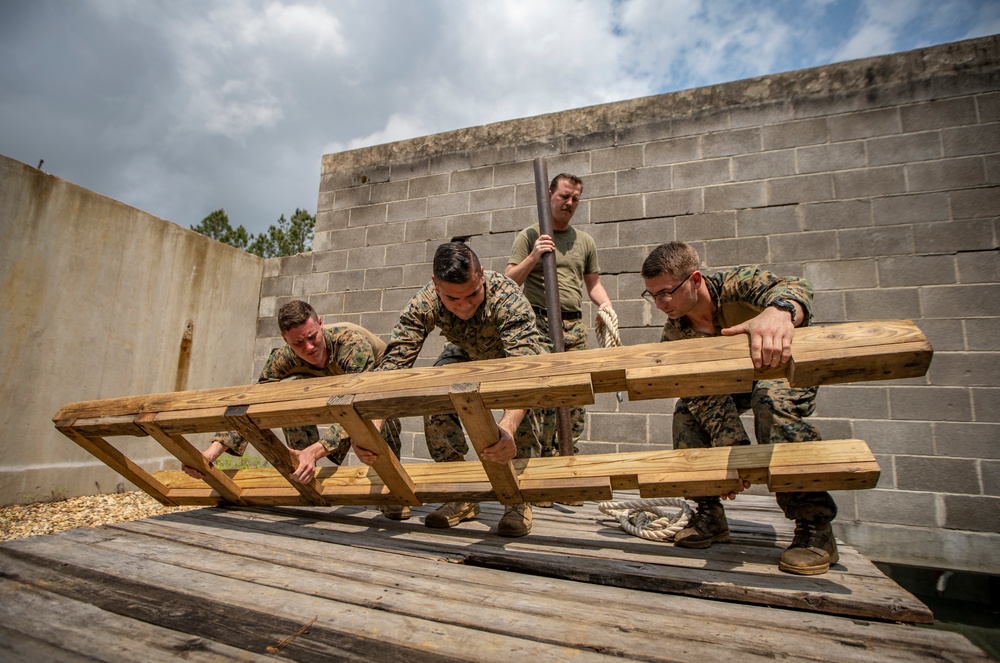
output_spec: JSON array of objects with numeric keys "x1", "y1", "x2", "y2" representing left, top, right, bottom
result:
[{"x1": 532, "y1": 306, "x2": 582, "y2": 320}]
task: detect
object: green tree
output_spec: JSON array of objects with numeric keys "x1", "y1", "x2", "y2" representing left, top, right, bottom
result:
[
  {"x1": 246, "y1": 208, "x2": 315, "y2": 258},
  {"x1": 190, "y1": 209, "x2": 252, "y2": 252},
  {"x1": 191, "y1": 208, "x2": 314, "y2": 258}
]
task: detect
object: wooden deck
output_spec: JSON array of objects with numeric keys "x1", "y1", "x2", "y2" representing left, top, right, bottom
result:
[{"x1": 0, "y1": 494, "x2": 989, "y2": 662}]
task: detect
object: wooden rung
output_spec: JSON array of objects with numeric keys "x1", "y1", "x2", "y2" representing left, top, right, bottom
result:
[
  {"x1": 326, "y1": 394, "x2": 421, "y2": 506},
  {"x1": 637, "y1": 469, "x2": 743, "y2": 498},
  {"x1": 790, "y1": 341, "x2": 934, "y2": 387},
  {"x1": 767, "y1": 461, "x2": 881, "y2": 492},
  {"x1": 449, "y1": 383, "x2": 523, "y2": 505},
  {"x1": 480, "y1": 373, "x2": 595, "y2": 410},
  {"x1": 224, "y1": 405, "x2": 329, "y2": 506},
  {"x1": 518, "y1": 476, "x2": 613, "y2": 503},
  {"x1": 625, "y1": 358, "x2": 766, "y2": 401}
]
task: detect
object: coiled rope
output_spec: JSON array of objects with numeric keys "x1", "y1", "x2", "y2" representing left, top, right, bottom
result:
[
  {"x1": 594, "y1": 305, "x2": 622, "y2": 350},
  {"x1": 598, "y1": 497, "x2": 693, "y2": 541}
]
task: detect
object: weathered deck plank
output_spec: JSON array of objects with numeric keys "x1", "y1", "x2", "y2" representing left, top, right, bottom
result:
[{"x1": 0, "y1": 496, "x2": 988, "y2": 662}]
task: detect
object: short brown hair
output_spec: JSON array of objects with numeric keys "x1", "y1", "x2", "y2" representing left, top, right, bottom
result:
[
  {"x1": 277, "y1": 300, "x2": 319, "y2": 334},
  {"x1": 549, "y1": 173, "x2": 583, "y2": 194},
  {"x1": 433, "y1": 241, "x2": 482, "y2": 284},
  {"x1": 641, "y1": 242, "x2": 700, "y2": 280}
]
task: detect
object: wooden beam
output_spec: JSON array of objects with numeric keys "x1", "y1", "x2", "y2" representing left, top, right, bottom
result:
[
  {"x1": 449, "y1": 383, "x2": 523, "y2": 505},
  {"x1": 326, "y1": 395, "x2": 420, "y2": 506}
]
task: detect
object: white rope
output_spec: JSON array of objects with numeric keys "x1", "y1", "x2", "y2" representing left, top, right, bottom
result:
[
  {"x1": 598, "y1": 497, "x2": 693, "y2": 541},
  {"x1": 594, "y1": 306, "x2": 625, "y2": 402}
]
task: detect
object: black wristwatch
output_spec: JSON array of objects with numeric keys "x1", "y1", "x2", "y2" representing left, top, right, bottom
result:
[{"x1": 770, "y1": 298, "x2": 797, "y2": 323}]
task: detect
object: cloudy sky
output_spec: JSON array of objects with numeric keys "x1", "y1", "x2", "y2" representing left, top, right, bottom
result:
[{"x1": 1, "y1": 0, "x2": 997, "y2": 237}]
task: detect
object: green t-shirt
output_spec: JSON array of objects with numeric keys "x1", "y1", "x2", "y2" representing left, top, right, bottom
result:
[{"x1": 508, "y1": 225, "x2": 599, "y2": 312}]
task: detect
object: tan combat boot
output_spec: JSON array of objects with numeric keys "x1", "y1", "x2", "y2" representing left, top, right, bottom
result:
[
  {"x1": 378, "y1": 504, "x2": 411, "y2": 521},
  {"x1": 779, "y1": 520, "x2": 839, "y2": 575},
  {"x1": 673, "y1": 499, "x2": 731, "y2": 549},
  {"x1": 425, "y1": 502, "x2": 480, "y2": 528},
  {"x1": 497, "y1": 503, "x2": 533, "y2": 537}
]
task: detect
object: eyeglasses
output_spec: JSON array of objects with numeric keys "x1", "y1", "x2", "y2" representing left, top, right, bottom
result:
[{"x1": 641, "y1": 273, "x2": 693, "y2": 303}]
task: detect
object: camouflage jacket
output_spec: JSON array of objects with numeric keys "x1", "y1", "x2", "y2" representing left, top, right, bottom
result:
[
  {"x1": 661, "y1": 265, "x2": 814, "y2": 342},
  {"x1": 258, "y1": 322, "x2": 385, "y2": 381},
  {"x1": 377, "y1": 270, "x2": 542, "y2": 370}
]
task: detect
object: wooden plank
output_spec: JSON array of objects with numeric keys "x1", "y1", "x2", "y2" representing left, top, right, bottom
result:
[
  {"x1": 518, "y1": 476, "x2": 613, "y2": 503},
  {"x1": 637, "y1": 468, "x2": 744, "y2": 498},
  {"x1": 52, "y1": 321, "x2": 932, "y2": 426},
  {"x1": 448, "y1": 383, "x2": 522, "y2": 505},
  {"x1": 224, "y1": 405, "x2": 329, "y2": 506},
  {"x1": 326, "y1": 394, "x2": 420, "y2": 506},
  {"x1": 767, "y1": 461, "x2": 882, "y2": 492},
  {"x1": 790, "y1": 341, "x2": 934, "y2": 387},
  {"x1": 134, "y1": 413, "x2": 246, "y2": 505},
  {"x1": 54, "y1": 419, "x2": 177, "y2": 506}
]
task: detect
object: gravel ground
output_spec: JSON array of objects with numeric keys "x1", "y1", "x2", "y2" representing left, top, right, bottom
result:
[{"x1": 0, "y1": 492, "x2": 197, "y2": 542}]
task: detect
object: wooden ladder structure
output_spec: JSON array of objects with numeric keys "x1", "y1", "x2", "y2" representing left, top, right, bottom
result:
[{"x1": 53, "y1": 320, "x2": 933, "y2": 508}]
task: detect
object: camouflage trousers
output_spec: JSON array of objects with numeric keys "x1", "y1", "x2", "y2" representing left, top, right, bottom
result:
[
  {"x1": 214, "y1": 376, "x2": 402, "y2": 465},
  {"x1": 673, "y1": 379, "x2": 837, "y2": 523},
  {"x1": 531, "y1": 316, "x2": 588, "y2": 457},
  {"x1": 425, "y1": 344, "x2": 541, "y2": 462}
]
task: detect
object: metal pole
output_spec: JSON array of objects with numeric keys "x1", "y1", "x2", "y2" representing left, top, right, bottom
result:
[{"x1": 532, "y1": 158, "x2": 574, "y2": 457}]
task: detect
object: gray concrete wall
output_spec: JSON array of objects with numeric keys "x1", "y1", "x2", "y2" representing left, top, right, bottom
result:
[
  {"x1": 0, "y1": 155, "x2": 263, "y2": 505},
  {"x1": 260, "y1": 35, "x2": 1000, "y2": 574}
]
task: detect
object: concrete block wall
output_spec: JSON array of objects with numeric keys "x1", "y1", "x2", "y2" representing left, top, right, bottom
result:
[{"x1": 259, "y1": 36, "x2": 1000, "y2": 574}]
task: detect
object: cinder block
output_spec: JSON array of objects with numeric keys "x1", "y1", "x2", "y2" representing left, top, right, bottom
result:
[
  {"x1": 312, "y1": 250, "x2": 348, "y2": 274},
  {"x1": 972, "y1": 388, "x2": 1000, "y2": 423},
  {"x1": 493, "y1": 160, "x2": 533, "y2": 187},
  {"x1": 982, "y1": 460, "x2": 1000, "y2": 495},
  {"x1": 802, "y1": 200, "x2": 871, "y2": 230},
  {"x1": 673, "y1": 158, "x2": 731, "y2": 188},
  {"x1": 363, "y1": 266, "x2": 404, "y2": 290},
  {"x1": 617, "y1": 166, "x2": 671, "y2": 194},
  {"x1": 839, "y1": 226, "x2": 915, "y2": 258},
  {"x1": 913, "y1": 318, "x2": 965, "y2": 352},
  {"x1": 578, "y1": 221, "x2": 618, "y2": 247},
  {"x1": 871, "y1": 192, "x2": 950, "y2": 226},
  {"x1": 645, "y1": 135, "x2": 702, "y2": 166},
  {"x1": 308, "y1": 292, "x2": 345, "y2": 316},
  {"x1": 387, "y1": 198, "x2": 427, "y2": 223},
  {"x1": 446, "y1": 212, "x2": 492, "y2": 239},
  {"x1": 426, "y1": 192, "x2": 470, "y2": 218},
  {"x1": 621, "y1": 326, "x2": 662, "y2": 346},
  {"x1": 732, "y1": 150, "x2": 797, "y2": 181},
  {"x1": 316, "y1": 190, "x2": 335, "y2": 212},
  {"x1": 470, "y1": 186, "x2": 515, "y2": 212},
  {"x1": 977, "y1": 91, "x2": 1000, "y2": 122},
  {"x1": 768, "y1": 174, "x2": 834, "y2": 205},
  {"x1": 279, "y1": 253, "x2": 313, "y2": 276},
  {"x1": 618, "y1": 118, "x2": 672, "y2": 146},
  {"x1": 923, "y1": 283, "x2": 1000, "y2": 318},
  {"x1": 951, "y1": 187, "x2": 1000, "y2": 220},
  {"x1": 878, "y1": 255, "x2": 956, "y2": 287},
  {"x1": 343, "y1": 289, "x2": 382, "y2": 313},
  {"x1": 854, "y1": 420, "x2": 934, "y2": 455},
  {"x1": 408, "y1": 173, "x2": 450, "y2": 198},
  {"x1": 490, "y1": 206, "x2": 536, "y2": 234},
  {"x1": 402, "y1": 262, "x2": 433, "y2": 288},
  {"x1": 812, "y1": 290, "x2": 845, "y2": 321},
  {"x1": 361, "y1": 310, "x2": 408, "y2": 337},
  {"x1": 942, "y1": 123, "x2": 1000, "y2": 157},
  {"x1": 619, "y1": 217, "x2": 674, "y2": 248},
  {"x1": 293, "y1": 272, "x2": 329, "y2": 297},
  {"x1": 544, "y1": 152, "x2": 591, "y2": 177},
  {"x1": 469, "y1": 145, "x2": 515, "y2": 168},
  {"x1": 890, "y1": 386, "x2": 973, "y2": 422},
  {"x1": 389, "y1": 157, "x2": 430, "y2": 180},
  {"x1": 857, "y1": 489, "x2": 938, "y2": 526},
  {"x1": 737, "y1": 206, "x2": 800, "y2": 237},
  {"x1": 333, "y1": 186, "x2": 371, "y2": 210},
  {"x1": 795, "y1": 140, "x2": 868, "y2": 173},
  {"x1": 730, "y1": 100, "x2": 793, "y2": 128},
  {"x1": 311, "y1": 232, "x2": 334, "y2": 253},
  {"x1": 704, "y1": 236, "x2": 769, "y2": 267},
  {"x1": 315, "y1": 209, "x2": 349, "y2": 232},
  {"x1": 943, "y1": 495, "x2": 1000, "y2": 532},
  {"x1": 703, "y1": 127, "x2": 761, "y2": 158},
  {"x1": 834, "y1": 166, "x2": 907, "y2": 199},
  {"x1": 346, "y1": 245, "x2": 386, "y2": 270},
  {"x1": 704, "y1": 182, "x2": 766, "y2": 211},
  {"x1": 901, "y1": 97, "x2": 978, "y2": 132},
  {"x1": 906, "y1": 157, "x2": 986, "y2": 192},
  {"x1": 471, "y1": 231, "x2": 518, "y2": 260},
  {"x1": 582, "y1": 172, "x2": 616, "y2": 197},
  {"x1": 592, "y1": 144, "x2": 643, "y2": 173},
  {"x1": 929, "y1": 353, "x2": 1000, "y2": 388},
  {"x1": 677, "y1": 211, "x2": 737, "y2": 240},
  {"x1": 804, "y1": 259, "x2": 877, "y2": 290},
  {"x1": 330, "y1": 269, "x2": 364, "y2": 292},
  {"x1": 261, "y1": 276, "x2": 293, "y2": 297},
  {"x1": 957, "y1": 251, "x2": 1000, "y2": 284},
  {"x1": 349, "y1": 203, "x2": 387, "y2": 228},
  {"x1": 366, "y1": 222, "x2": 407, "y2": 247},
  {"x1": 611, "y1": 299, "x2": 649, "y2": 328},
  {"x1": 588, "y1": 412, "x2": 648, "y2": 444},
  {"x1": 967, "y1": 318, "x2": 1000, "y2": 351},
  {"x1": 403, "y1": 217, "x2": 448, "y2": 243},
  {"x1": 673, "y1": 109, "x2": 730, "y2": 137},
  {"x1": 646, "y1": 189, "x2": 704, "y2": 217},
  {"x1": 590, "y1": 194, "x2": 644, "y2": 223},
  {"x1": 816, "y1": 385, "x2": 890, "y2": 419},
  {"x1": 844, "y1": 287, "x2": 921, "y2": 320},
  {"x1": 370, "y1": 180, "x2": 409, "y2": 204},
  {"x1": 647, "y1": 413, "x2": 674, "y2": 446},
  {"x1": 827, "y1": 108, "x2": 901, "y2": 141},
  {"x1": 565, "y1": 129, "x2": 616, "y2": 154},
  {"x1": 867, "y1": 131, "x2": 943, "y2": 166},
  {"x1": 761, "y1": 118, "x2": 828, "y2": 150},
  {"x1": 770, "y1": 230, "x2": 838, "y2": 262},
  {"x1": 813, "y1": 417, "x2": 853, "y2": 441},
  {"x1": 598, "y1": 245, "x2": 651, "y2": 274},
  {"x1": 914, "y1": 219, "x2": 995, "y2": 254}
]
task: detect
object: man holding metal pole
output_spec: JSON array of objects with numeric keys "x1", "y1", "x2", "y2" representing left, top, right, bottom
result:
[{"x1": 506, "y1": 168, "x2": 614, "y2": 485}]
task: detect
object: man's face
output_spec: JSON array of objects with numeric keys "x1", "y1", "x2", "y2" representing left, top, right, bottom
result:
[
  {"x1": 434, "y1": 268, "x2": 486, "y2": 320},
  {"x1": 281, "y1": 315, "x2": 329, "y2": 367},
  {"x1": 549, "y1": 179, "x2": 582, "y2": 229},
  {"x1": 642, "y1": 271, "x2": 697, "y2": 320}
]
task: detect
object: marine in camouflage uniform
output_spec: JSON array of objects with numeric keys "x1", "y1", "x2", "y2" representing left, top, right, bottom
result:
[
  {"x1": 212, "y1": 322, "x2": 401, "y2": 464},
  {"x1": 661, "y1": 265, "x2": 837, "y2": 526},
  {"x1": 376, "y1": 270, "x2": 543, "y2": 461}
]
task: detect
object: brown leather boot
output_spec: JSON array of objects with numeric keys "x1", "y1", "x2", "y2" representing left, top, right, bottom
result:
[
  {"x1": 425, "y1": 502, "x2": 480, "y2": 528},
  {"x1": 779, "y1": 520, "x2": 839, "y2": 575},
  {"x1": 674, "y1": 499, "x2": 730, "y2": 549},
  {"x1": 497, "y1": 503, "x2": 533, "y2": 537}
]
